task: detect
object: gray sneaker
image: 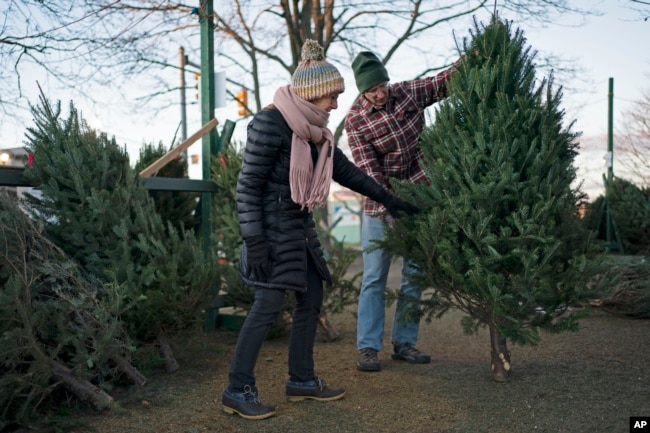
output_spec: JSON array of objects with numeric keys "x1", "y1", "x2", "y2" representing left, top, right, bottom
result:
[
  {"x1": 391, "y1": 343, "x2": 431, "y2": 364},
  {"x1": 357, "y1": 347, "x2": 381, "y2": 371}
]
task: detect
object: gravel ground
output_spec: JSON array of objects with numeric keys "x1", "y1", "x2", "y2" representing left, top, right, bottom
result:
[{"x1": 40, "y1": 256, "x2": 650, "y2": 433}]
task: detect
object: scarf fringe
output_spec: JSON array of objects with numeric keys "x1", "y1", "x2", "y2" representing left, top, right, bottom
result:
[
  {"x1": 274, "y1": 85, "x2": 335, "y2": 210},
  {"x1": 305, "y1": 158, "x2": 333, "y2": 209},
  {"x1": 290, "y1": 165, "x2": 314, "y2": 208}
]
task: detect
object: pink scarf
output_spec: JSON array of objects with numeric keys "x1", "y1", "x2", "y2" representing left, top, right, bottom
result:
[{"x1": 273, "y1": 85, "x2": 334, "y2": 210}]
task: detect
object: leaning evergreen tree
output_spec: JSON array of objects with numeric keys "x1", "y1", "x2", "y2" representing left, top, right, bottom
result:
[
  {"x1": 21, "y1": 91, "x2": 218, "y2": 373},
  {"x1": 382, "y1": 17, "x2": 598, "y2": 381},
  {"x1": 0, "y1": 192, "x2": 144, "y2": 429}
]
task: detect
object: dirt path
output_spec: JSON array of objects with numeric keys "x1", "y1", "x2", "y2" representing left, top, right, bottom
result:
[{"x1": 67, "y1": 255, "x2": 650, "y2": 433}]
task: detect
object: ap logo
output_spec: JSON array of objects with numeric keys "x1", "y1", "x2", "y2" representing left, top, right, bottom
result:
[{"x1": 631, "y1": 417, "x2": 650, "y2": 432}]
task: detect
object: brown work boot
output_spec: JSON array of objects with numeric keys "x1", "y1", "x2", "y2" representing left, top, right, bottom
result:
[
  {"x1": 357, "y1": 347, "x2": 381, "y2": 371},
  {"x1": 391, "y1": 343, "x2": 431, "y2": 364}
]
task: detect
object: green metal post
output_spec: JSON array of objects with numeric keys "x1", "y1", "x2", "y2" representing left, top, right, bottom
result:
[
  {"x1": 606, "y1": 78, "x2": 614, "y2": 247},
  {"x1": 199, "y1": 1, "x2": 215, "y2": 255},
  {"x1": 200, "y1": 0, "x2": 217, "y2": 329},
  {"x1": 607, "y1": 78, "x2": 614, "y2": 185}
]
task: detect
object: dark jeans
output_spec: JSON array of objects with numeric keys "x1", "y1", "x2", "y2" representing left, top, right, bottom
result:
[{"x1": 227, "y1": 258, "x2": 324, "y2": 392}]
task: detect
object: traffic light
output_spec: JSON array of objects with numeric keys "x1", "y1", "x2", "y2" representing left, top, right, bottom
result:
[{"x1": 236, "y1": 89, "x2": 249, "y2": 116}]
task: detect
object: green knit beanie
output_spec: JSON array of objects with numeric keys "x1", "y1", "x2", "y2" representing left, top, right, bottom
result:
[{"x1": 352, "y1": 51, "x2": 390, "y2": 93}]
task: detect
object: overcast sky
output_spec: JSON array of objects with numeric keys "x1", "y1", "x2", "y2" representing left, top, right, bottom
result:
[
  {"x1": 2, "y1": 1, "x2": 647, "y2": 200},
  {"x1": 522, "y1": 1, "x2": 649, "y2": 199}
]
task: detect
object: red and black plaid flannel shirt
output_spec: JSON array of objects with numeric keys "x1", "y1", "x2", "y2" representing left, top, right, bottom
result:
[{"x1": 344, "y1": 66, "x2": 456, "y2": 216}]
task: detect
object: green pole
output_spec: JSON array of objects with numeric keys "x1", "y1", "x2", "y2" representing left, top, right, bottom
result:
[
  {"x1": 200, "y1": 0, "x2": 217, "y2": 329},
  {"x1": 199, "y1": 1, "x2": 215, "y2": 255},
  {"x1": 607, "y1": 77, "x2": 614, "y2": 183},
  {"x1": 606, "y1": 77, "x2": 614, "y2": 249}
]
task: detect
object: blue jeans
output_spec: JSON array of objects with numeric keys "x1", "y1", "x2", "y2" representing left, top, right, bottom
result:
[
  {"x1": 228, "y1": 257, "x2": 323, "y2": 392},
  {"x1": 356, "y1": 213, "x2": 422, "y2": 351}
]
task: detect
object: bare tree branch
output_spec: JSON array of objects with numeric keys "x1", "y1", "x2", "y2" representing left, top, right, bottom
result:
[
  {"x1": 617, "y1": 87, "x2": 650, "y2": 186},
  {"x1": 1, "y1": 0, "x2": 600, "y2": 149}
]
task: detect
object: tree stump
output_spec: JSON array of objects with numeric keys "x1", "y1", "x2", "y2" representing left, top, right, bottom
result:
[{"x1": 489, "y1": 324, "x2": 512, "y2": 382}]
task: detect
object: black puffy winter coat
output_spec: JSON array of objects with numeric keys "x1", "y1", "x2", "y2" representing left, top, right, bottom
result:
[{"x1": 237, "y1": 105, "x2": 389, "y2": 292}]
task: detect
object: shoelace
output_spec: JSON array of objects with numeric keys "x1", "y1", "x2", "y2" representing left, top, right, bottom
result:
[
  {"x1": 396, "y1": 344, "x2": 418, "y2": 355},
  {"x1": 315, "y1": 378, "x2": 325, "y2": 391},
  {"x1": 242, "y1": 384, "x2": 262, "y2": 404}
]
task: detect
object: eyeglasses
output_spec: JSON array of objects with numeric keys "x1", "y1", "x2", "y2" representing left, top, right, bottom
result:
[{"x1": 364, "y1": 82, "x2": 389, "y2": 97}]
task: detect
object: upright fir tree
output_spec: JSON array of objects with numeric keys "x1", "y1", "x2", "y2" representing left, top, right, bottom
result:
[
  {"x1": 134, "y1": 142, "x2": 199, "y2": 233},
  {"x1": 382, "y1": 17, "x2": 598, "y2": 381},
  {"x1": 21, "y1": 91, "x2": 218, "y2": 373}
]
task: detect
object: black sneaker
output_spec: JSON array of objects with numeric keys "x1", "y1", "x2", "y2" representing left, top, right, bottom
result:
[
  {"x1": 357, "y1": 347, "x2": 381, "y2": 371},
  {"x1": 222, "y1": 385, "x2": 276, "y2": 420},
  {"x1": 391, "y1": 343, "x2": 431, "y2": 364},
  {"x1": 286, "y1": 377, "x2": 345, "y2": 402}
]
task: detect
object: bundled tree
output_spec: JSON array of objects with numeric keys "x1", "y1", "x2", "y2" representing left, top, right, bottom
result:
[
  {"x1": 0, "y1": 191, "x2": 144, "y2": 430},
  {"x1": 381, "y1": 17, "x2": 599, "y2": 381},
  {"x1": 21, "y1": 92, "x2": 218, "y2": 373},
  {"x1": 596, "y1": 256, "x2": 650, "y2": 319},
  {"x1": 316, "y1": 231, "x2": 363, "y2": 341},
  {"x1": 134, "y1": 142, "x2": 199, "y2": 233}
]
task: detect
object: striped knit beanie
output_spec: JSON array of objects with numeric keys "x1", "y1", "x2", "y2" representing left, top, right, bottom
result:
[{"x1": 291, "y1": 40, "x2": 345, "y2": 101}]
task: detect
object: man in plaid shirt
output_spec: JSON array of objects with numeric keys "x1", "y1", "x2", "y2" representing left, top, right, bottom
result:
[{"x1": 345, "y1": 51, "x2": 458, "y2": 372}]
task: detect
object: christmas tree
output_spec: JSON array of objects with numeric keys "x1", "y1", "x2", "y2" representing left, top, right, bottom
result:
[
  {"x1": 134, "y1": 142, "x2": 199, "y2": 234},
  {"x1": 382, "y1": 17, "x2": 598, "y2": 381},
  {"x1": 0, "y1": 191, "x2": 144, "y2": 428},
  {"x1": 21, "y1": 92, "x2": 218, "y2": 373}
]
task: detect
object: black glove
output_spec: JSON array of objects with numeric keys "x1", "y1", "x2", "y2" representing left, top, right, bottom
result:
[
  {"x1": 245, "y1": 235, "x2": 269, "y2": 280},
  {"x1": 382, "y1": 194, "x2": 420, "y2": 218}
]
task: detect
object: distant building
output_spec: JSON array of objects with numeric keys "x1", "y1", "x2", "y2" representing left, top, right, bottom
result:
[
  {"x1": 0, "y1": 147, "x2": 32, "y2": 199},
  {"x1": 0, "y1": 147, "x2": 27, "y2": 168},
  {"x1": 327, "y1": 187, "x2": 362, "y2": 245}
]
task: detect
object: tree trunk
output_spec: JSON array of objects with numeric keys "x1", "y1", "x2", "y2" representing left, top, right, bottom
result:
[
  {"x1": 488, "y1": 323, "x2": 512, "y2": 382},
  {"x1": 157, "y1": 331, "x2": 179, "y2": 373},
  {"x1": 318, "y1": 312, "x2": 341, "y2": 342},
  {"x1": 113, "y1": 356, "x2": 147, "y2": 387},
  {"x1": 50, "y1": 360, "x2": 115, "y2": 410}
]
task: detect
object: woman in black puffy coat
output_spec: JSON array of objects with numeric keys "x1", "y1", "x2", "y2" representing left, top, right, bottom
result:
[{"x1": 222, "y1": 40, "x2": 417, "y2": 421}]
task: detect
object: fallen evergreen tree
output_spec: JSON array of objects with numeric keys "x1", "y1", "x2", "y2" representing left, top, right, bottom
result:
[{"x1": 0, "y1": 191, "x2": 144, "y2": 429}]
